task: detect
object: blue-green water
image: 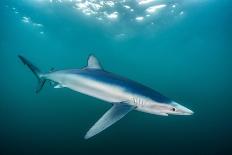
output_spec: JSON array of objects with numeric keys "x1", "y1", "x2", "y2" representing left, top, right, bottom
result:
[{"x1": 1, "y1": 0, "x2": 232, "y2": 154}]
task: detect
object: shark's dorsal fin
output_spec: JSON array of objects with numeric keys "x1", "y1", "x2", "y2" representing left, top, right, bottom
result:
[{"x1": 87, "y1": 55, "x2": 102, "y2": 69}]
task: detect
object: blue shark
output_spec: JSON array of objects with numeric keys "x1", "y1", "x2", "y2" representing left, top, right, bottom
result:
[{"x1": 18, "y1": 55, "x2": 193, "y2": 139}]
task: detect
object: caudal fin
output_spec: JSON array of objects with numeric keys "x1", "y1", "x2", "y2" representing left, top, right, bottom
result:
[{"x1": 18, "y1": 55, "x2": 46, "y2": 93}]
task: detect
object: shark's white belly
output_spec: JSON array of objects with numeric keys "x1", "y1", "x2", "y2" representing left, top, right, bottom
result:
[{"x1": 51, "y1": 73, "x2": 130, "y2": 103}]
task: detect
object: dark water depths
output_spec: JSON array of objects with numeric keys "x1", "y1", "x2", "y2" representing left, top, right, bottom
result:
[{"x1": 1, "y1": 0, "x2": 232, "y2": 154}]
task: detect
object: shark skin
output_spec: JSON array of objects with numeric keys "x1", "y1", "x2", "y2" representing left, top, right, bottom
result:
[{"x1": 18, "y1": 54, "x2": 194, "y2": 139}]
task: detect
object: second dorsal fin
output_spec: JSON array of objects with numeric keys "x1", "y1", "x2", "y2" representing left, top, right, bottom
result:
[{"x1": 87, "y1": 54, "x2": 102, "y2": 69}]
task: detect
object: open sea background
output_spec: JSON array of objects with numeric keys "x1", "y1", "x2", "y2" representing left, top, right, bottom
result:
[{"x1": 1, "y1": 0, "x2": 232, "y2": 154}]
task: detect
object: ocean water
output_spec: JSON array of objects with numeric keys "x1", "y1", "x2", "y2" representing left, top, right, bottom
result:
[{"x1": 1, "y1": 0, "x2": 232, "y2": 154}]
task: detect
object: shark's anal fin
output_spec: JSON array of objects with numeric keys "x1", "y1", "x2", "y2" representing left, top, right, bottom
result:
[
  {"x1": 84, "y1": 103, "x2": 135, "y2": 139},
  {"x1": 87, "y1": 54, "x2": 102, "y2": 70}
]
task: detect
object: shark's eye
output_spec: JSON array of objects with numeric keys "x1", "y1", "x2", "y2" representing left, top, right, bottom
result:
[{"x1": 172, "y1": 107, "x2": 176, "y2": 111}]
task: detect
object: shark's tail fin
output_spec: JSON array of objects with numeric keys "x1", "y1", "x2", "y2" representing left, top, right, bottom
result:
[{"x1": 18, "y1": 55, "x2": 46, "y2": 93}]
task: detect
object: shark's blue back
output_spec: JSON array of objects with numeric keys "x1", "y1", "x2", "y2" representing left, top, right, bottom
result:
[{"x1": 66, "y1": 68, "x2": 172, "y2": 104}]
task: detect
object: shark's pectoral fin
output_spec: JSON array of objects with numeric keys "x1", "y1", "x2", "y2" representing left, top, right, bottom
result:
[
  {"x1": 84, "y1": 103, "x2": 135, "y2": 139},
  {"x1": 86, "y1": 54, "x2": 103, "y2": 70}
]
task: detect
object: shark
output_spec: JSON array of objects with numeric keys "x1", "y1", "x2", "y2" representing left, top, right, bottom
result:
[{"x1": 18, "y1": 54, "x2": 193, "y2": 139}]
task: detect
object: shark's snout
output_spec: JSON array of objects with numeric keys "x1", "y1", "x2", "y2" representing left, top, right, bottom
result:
[
  {"x1": 171, "y1": 102, "x2": 194, "y2": 115},
  {"x1": 182, "y1": 107, "x2": 194, "y2": 115}
]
